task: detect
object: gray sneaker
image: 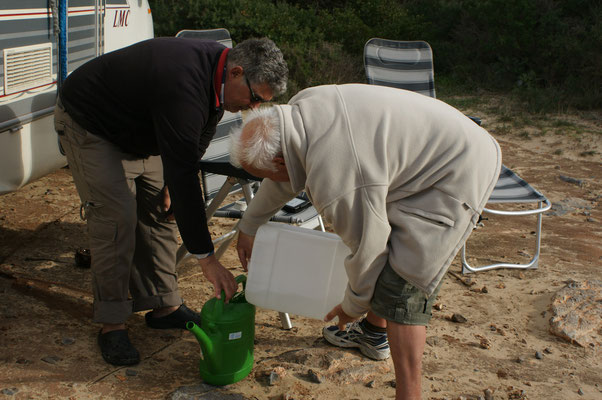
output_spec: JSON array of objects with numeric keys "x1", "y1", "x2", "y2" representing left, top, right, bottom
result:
[{"x1": 322, "y1": 319, "x2": 390, "y2": 360}]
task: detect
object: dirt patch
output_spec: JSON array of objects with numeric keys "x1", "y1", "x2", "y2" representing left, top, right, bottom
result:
[{"x1": 0, "y1": 98, "x2": 600, "y2": 399}]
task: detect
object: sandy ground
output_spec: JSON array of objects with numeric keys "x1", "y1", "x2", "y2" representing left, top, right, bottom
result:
[{"x1": 0, "y1": 97, "x2": 600, "y2": 400}]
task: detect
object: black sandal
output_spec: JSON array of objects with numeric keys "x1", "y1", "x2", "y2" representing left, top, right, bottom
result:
[
  {"x1": 144, "y1": 304, "x2": 201, "y2": 329},
  {"x1": 97, "y1": 329, "x2": 140, "y2": 366}
]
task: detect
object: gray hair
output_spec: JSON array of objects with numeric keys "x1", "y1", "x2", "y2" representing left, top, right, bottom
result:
[
  {"x1": 228, "y1": 38, "x2": 288, "y2": 95},
  {"x1": 230, "y1": 107, "x2": 281, "y2": 172}
]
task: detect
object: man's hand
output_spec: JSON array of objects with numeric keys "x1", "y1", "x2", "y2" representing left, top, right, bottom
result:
[
  {"x1": 324, "y1": 304, "x2": 356, "y2": 331},
  {"x1": 236, "y1": 231, "x2": 255, "y2": 271},
  {"x1": 198, "y1": 255, "x2": 238, "y2": 302},
  {"x1": 161, "y1": 186, "x2": 174, "y2": 221}
]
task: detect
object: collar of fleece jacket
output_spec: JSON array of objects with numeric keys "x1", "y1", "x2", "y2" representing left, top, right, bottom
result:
[{"x1": 274, "y1": 104, "x2": 307, "y2": 194}]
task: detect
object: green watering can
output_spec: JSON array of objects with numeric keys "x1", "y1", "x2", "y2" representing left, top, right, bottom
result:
[{"x1": 187, "y1": 275, "x2": 255, "y2": 386}]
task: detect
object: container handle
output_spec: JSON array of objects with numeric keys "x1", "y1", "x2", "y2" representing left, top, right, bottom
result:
[
  {"x1": 235, "y1": 274, "x2": 247, "y2": 289},
  {"x1": 215, "y1": 274, "x2": 247, "y2": 311}
]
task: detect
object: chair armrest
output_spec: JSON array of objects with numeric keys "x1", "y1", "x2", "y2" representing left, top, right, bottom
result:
[{"x1": 199, "y1": 160, "x2": 261, "y2": 181}]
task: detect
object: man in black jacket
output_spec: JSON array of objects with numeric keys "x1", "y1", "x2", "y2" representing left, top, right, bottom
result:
[{"x1": 54, "y1": 37, "x2": 287, "y2": 366}]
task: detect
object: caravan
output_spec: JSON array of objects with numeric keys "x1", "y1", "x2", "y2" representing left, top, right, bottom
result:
[{"x1": 0, "y1": 0, "x2": 153, "y2": 194}]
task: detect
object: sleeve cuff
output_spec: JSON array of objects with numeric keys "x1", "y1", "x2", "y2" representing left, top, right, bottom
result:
[{"x1": 193, "y1": 250, "x2": 214, "y2": 260}]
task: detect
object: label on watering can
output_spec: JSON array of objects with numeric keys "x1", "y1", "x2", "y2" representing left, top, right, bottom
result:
[{"x1": 229, "y1": 332, "x2": 242, "y2": 340}]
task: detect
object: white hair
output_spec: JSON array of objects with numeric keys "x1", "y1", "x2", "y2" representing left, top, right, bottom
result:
[{"x1": 230, "y1": 107, "x2": 281, "y2": 172}]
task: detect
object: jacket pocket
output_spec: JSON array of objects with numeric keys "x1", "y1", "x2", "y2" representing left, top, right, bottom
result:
[
  {"x1": 393, "y1": 187, "x2": 473, "y2": 229},
  {"x1": 395, "y1": 203, "x2": 455, "y2": 227}
]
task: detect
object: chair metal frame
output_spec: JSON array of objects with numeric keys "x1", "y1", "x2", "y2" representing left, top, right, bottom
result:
[{"x1": 461, "y1": 166, "x2": 551, "y2": 273}]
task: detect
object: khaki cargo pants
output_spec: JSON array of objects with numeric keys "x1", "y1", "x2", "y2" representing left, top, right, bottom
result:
[{"x1": 54, "y1": 99, "x2": 181, "y2": 324}]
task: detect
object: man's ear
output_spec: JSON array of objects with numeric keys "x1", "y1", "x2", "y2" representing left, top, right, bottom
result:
[{"x1": 229, "y1": 65, "x2": 243, "y2": 78}]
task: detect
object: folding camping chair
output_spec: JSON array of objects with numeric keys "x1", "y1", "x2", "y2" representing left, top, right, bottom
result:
[
  {"x1": 174, "y1": 29, "x2": 324, "y2": 328},
  {"x1": 363, "y1": 38, "x2": 551, "y2": 274}
]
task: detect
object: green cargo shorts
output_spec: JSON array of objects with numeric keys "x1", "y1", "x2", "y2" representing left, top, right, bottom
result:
[{"x1": 370, "y1": 262, "x2": 443, "y2": 326}]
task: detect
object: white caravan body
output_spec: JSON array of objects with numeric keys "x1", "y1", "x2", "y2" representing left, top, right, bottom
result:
[{"x1": 0, "y1": 0, "x2": 153, "y2": 194}]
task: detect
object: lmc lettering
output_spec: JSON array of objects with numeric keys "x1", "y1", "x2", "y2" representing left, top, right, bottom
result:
[{"x1": 113, "y1": 10, "x2": 130, "y2": 27}]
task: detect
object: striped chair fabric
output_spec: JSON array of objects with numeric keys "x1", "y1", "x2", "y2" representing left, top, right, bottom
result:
[
  {"x1": 488, "y1": 166, "x2": 547, "y2": 204},
  {"x1": 364, "y1": 38, "x2": 436, "y2": 97}
]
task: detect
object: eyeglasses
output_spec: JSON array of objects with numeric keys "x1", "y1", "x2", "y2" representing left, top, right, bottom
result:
[{"x1": 245, "y1": 76, "x2": 265, "y2": 103}]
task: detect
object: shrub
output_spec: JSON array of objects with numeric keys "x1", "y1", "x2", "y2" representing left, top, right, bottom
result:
[{"x1": 148, "y1": 0, "x2": 601, "y2": 110}]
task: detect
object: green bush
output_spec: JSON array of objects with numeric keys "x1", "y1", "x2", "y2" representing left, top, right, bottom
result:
[{"x1": 148, "y1": 0, "x2": 601, "y2": 110}]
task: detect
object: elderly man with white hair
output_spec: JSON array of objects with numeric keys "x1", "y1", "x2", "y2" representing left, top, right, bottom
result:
[{"x1": 230, "y1": 84, "x2": 501, "y2": 400}]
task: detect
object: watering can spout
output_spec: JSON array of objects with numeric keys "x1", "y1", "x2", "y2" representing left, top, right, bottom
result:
[{"x1": 187, "y1": 321, "x2": 216, "y2": 370}]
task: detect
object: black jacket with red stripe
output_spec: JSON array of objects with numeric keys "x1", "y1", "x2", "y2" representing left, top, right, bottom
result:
[{"x1": 60, "y1": 37, "x2": 226, "y2": 254}]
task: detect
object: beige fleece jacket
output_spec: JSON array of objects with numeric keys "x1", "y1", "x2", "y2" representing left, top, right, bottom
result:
[{"x1": 238, "y1": 84, "x2": 501, "y2": 318}]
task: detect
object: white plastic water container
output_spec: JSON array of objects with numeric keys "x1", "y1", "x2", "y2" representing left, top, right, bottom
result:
[{"x1": 245, "y1": 222, "x2": 351, "y2": 320}]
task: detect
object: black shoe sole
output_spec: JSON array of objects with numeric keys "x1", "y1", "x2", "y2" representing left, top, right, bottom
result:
[{"x1": 100, "y1": 353, "x2": 140, "y2": 366}]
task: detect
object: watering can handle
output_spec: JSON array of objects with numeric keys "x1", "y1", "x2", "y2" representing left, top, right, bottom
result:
[
  {"x1": 235, "y1": 274, "x2": 247, "y2": 288},
  {"x1": 217, "y1": 274, "x2": 247, "y2": 307}
]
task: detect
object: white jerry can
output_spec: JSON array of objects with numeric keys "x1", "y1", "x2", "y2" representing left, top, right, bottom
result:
[{"x1": 245, "y1": 222, "x2": 351, "y2": 321}]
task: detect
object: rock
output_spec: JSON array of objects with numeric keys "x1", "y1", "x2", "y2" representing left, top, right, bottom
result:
[
  {"x1": 516, "y1": 356, "x2": 525, "y2": 364},
  {"x1": 268, "y1": 371, "x2": 280, "y2": 386},
  {"x1": 476, "y1": 335, "x2": 491, "y2": 349},
  {"x1": 484, "y1": 388, "x2": 494, "y2": 400},
  {"x1": 195, "y1": 393, "x2": 248, "y2": 400},
  {"x1": 332, "y1": 362, "x2": 390, "y2": 384},
  {"x1": 544, "y1": 347, "x2": 553, "y2": 354},
  {"x1": 41, "y1": 356, "x2": 61, "y2": 364},
  {"x1": 535, "y1": 351, "x2": 543, "y2": 359},
  {"x1": 451, "y1": 313, "x2": 467, "y2": 323},
  {"x1": 1, "y1": 388, "x2": 18, "y2": 395},
  {"x1": 324, "y1": 350, "x2": 345, "y2": 362},
  {"x1": 549, "y1": 280, "x2": 602, "y2": 347},
  {"x1": 272, "y1": 366, "x2": 287, "y2": 379},
  {"x1": 277, "y1": 348, "x2": 326, "y2": 368},
  {"x1": 389, "y1": 380, "x2": 396, "y2": 388},
  {"x1": 324, "y1": 350, "x2": 347, "y2": 369},
  {"x1": 125, "y1": 369, "x2": 138, "y2": 376},
  {"x1": 546, "y1": 197, "x2": 591, "y2": 216},
  {"x1": 426, "y1": 336, "x2": 441, "y2": 347},
  {"x1": 166, "y1": 384, "x2": 214, "y2": 400},
  {"x1": 366, "y1": 380, "x2": 376, "y2": 388},
  {"x1": 61, "y1": 337, "x2": 75, "y2": 345},
  {"x1": 578, "y1": 388, "x2": 584, "y2": 395},
  {"x1": 559, "y1": 175, "x2": 584, "y2": 186},
  {"x1": 167, "y1": 384, "x2": 247, "y2": 400},
  {"x1": 307, "y1": 369, "x2": 323, "y2": 384},
  {"x1": 15, "y1": 358, "x2": 31, "y2": 365}
]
